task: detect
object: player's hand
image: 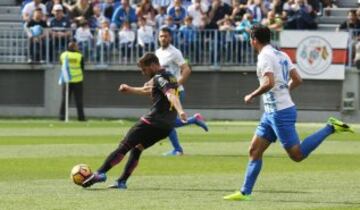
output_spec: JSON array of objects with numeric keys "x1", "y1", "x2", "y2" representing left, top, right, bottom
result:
[
  {"x1": 244, "y1": 94, "x2": 254, "y2": 104},
  {"x1": 179, "y1": 112, "x2": 187, "y2": 123},
  {"x1": 119, "y1": 84, "x2": 130, "y2": 92}
]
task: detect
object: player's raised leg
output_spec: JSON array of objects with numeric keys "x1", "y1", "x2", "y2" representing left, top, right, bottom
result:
[
  {"x1": 173, "y1": 91, "x2": 208, "y2": 131},
  {"x1": 174, "y1": 113, "x2": 208, "y2": 131},
  {"x1": 286, "y1": 117, "x2": 354, "y2": 162}
]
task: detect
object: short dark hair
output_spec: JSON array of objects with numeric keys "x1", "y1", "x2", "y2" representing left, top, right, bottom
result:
[
  {"x1": 250, "y1": 24, "x2": 271, "y2": 45},
  {"x1": 349, "y1": 9, "x2": 357, "y2": 16},
  {"x1": 34, "y1": 8, "x2": 43, "y2": 13},
  {"x1": 159, "y1": 27, "x2": 172, "y2": 36},
  {"x1": 138, "y1": 53, "x2": 159, "y2": 67}
]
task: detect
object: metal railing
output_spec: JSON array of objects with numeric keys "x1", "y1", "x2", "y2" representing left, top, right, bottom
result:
[
  {"x1": 1, "y1": 28, "x2": 356, "y2": 67},
  {"x1": 0, "y1": 28, "x2": 261, "y2": 66}
]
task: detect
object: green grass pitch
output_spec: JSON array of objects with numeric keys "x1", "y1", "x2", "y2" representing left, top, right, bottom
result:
[{"x1": 0, "y1": 119, "x2": 360, "y2": 210}]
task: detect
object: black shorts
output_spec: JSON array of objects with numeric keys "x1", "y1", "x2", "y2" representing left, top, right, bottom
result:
[{"x1": 120, "y1": 121, "x2": 171, "y2": 150}]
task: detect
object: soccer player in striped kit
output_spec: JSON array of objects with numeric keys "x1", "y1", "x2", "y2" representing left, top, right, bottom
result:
[{"x1": 224, "y1": 25, "x2": 354, "y2": 201}]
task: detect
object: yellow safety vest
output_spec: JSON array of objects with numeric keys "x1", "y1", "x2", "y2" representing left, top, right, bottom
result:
[{"x1": 60, "y1": 51, "x2": 84, "y2": 83}]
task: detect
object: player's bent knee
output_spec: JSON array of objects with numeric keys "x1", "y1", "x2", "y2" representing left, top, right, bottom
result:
[
  {"x1": 248, "y1": 146, "x2": 262, "y2": 160},
  {"x1": 288, "y1": 152, "x2": 304, "y2": 162},
  {"x1": 286, "y1": 145, "x2": 304, "y2": 162},
  {"x1": 290, "y1": 156, "x2": 303, "y2": 162},
  {"x1": 118, "y1": 142, "x2": 132, "y2": 154},
  {"x1": 135, "y1": 144, "x2": 145, "y2": 151}
]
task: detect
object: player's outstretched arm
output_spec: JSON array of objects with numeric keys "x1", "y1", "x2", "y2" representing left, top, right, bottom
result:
[
  {"x1": 288, "y1": 68, "x2": 303, "y2": 91},
  {"x1": 165, "y1": 89, "x2": 187, "y2": 123},
  {"x1": 118, "y1": 84, "x2": 152, "y2": 96}
]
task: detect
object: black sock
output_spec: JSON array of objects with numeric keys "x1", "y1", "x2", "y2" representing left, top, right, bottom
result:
[
  {"x1": 97, "y1": 143, "x2": 131, "y2": 174},
  {"x1": 118, "y1": 148, "x2": 142, "y2": 182}
]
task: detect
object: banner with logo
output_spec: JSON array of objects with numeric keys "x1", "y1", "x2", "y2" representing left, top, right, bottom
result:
[{"x1": 280, "y1": 31, "x2": 349, "y2": 80}]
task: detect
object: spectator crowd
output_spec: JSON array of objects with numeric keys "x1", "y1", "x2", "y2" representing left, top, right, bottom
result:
[{"x1": 21, "y1": 0, "x2": 345, "y2": 64}]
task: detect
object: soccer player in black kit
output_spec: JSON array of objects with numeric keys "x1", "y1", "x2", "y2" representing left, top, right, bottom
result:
[{"x1": 82, "y1": 52, "x2": 187, "y2": 189}]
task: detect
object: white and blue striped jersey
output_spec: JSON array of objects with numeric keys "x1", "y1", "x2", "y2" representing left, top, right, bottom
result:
[
  {"x1": 156, "y1": 44, "x2": 186, "y2": 91},
  {"x1": 256, "y1": 45, "x2": 296, "y2": 113}
]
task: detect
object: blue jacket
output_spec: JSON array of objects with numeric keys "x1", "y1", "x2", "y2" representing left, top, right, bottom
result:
[{"x1": 111, "y1": 6, "x2": 137, "y2": 28}]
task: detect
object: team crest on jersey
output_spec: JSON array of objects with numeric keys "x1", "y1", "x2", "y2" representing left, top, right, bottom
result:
[
  {"x1": 296, "y1": 36, "x2": 332, "y2": 75},
  {"x1": 169, "y1": 76, "x2": 177, "y2": 83},
  {"x1": 157, "y1": 76, "x2": 168, "y2": 88}
]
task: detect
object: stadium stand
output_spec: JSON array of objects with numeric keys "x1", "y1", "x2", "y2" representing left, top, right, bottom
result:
[
  {"x1": 0, "y1": 0, "x2": 25, "y2": 63},
  {"x1": 318, "y1": 0, "x2": 358, "y2": 31},
  {"x1": 0, "y1": 0, "x2": 359, "y2": 65}
]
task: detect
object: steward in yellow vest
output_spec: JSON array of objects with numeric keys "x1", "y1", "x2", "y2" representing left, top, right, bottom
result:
[
  {"x1": 60, "y1": 50, "x2": 83, "y2": 83},
  {"x1": 59, "y1": 42, "x2": 86, "y2": 121}
]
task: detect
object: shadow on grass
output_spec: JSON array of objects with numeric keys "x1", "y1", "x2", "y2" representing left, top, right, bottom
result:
[
  {"x1": 85, "y1": 187, "x2": 311, "y2": 194},
  {"x1": 268, "y1": 199, "x2": 360, "y2": 206},
  {"x1": 85, "y1": 187, "x2": 234, "y2": 192},
  {"x1": 256, "y1": 190, "x2": 311, "y2": 194},
  {"x1": 84, "y1": 187, "x2": 360, "y2": 205}
]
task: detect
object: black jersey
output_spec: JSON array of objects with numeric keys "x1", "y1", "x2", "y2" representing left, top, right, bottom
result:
[{"x1": 142, "y1": 70, "x2": 178, "y2": 129}]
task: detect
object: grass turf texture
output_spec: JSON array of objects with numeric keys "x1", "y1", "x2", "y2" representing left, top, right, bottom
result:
[{"x1": 0, "y1": 119, "x2": 359, "y2": 210}]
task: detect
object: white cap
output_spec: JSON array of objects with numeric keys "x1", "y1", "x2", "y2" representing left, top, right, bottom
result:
[{"x1": 53, "y1": 4, "x2": 63, "y2": 11}]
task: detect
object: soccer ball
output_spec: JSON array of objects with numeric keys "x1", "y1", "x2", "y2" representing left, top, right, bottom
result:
[{"x1": 70, "y1": 164, "x2": 92, "y2": 186}]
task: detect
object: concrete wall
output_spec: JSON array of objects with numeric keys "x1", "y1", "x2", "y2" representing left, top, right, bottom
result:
[{"x1": 0, "y1": 64, "x2": 359, "y2": 122}]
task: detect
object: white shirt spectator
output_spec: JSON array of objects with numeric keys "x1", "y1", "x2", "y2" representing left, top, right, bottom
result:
[
  {"x1": 155, "y1": 13, "x2": 167, "y2": 29},
  {"x1": 22, "y1": 2, "x2": 47, "y2": 21},
  {"x1": 75, "y1": 27, "x2": 93, "y2": 42},
  {"x1": 222, "y1": 0, "x2": 232, "y2": 6},
  {"x1": 137, "y1": 25, "x2": 154, "y2": 47},
  {"x1": 96, "y1": 28, "x2": 115, "y2": 45},
  {"x1": 187, "y1": 2, "x2": 208, "y2": 27},
  {"x1": 155, "y1": 44, "x2": 186, "y2": 91},
  {"x1": 119, "y1": 29, "x2": 135, "y2": 44}
]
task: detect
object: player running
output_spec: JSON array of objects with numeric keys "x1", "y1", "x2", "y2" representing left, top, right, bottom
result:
[
  {"x1": 156, "y1": 27, "x2": 208, "y2": 156},
  {"x1": 82, "y1": 53, "x2": 187, "y2": 189},
  {"x1": 224, "y1": 25, "x2": 354, "y2": 201}
]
